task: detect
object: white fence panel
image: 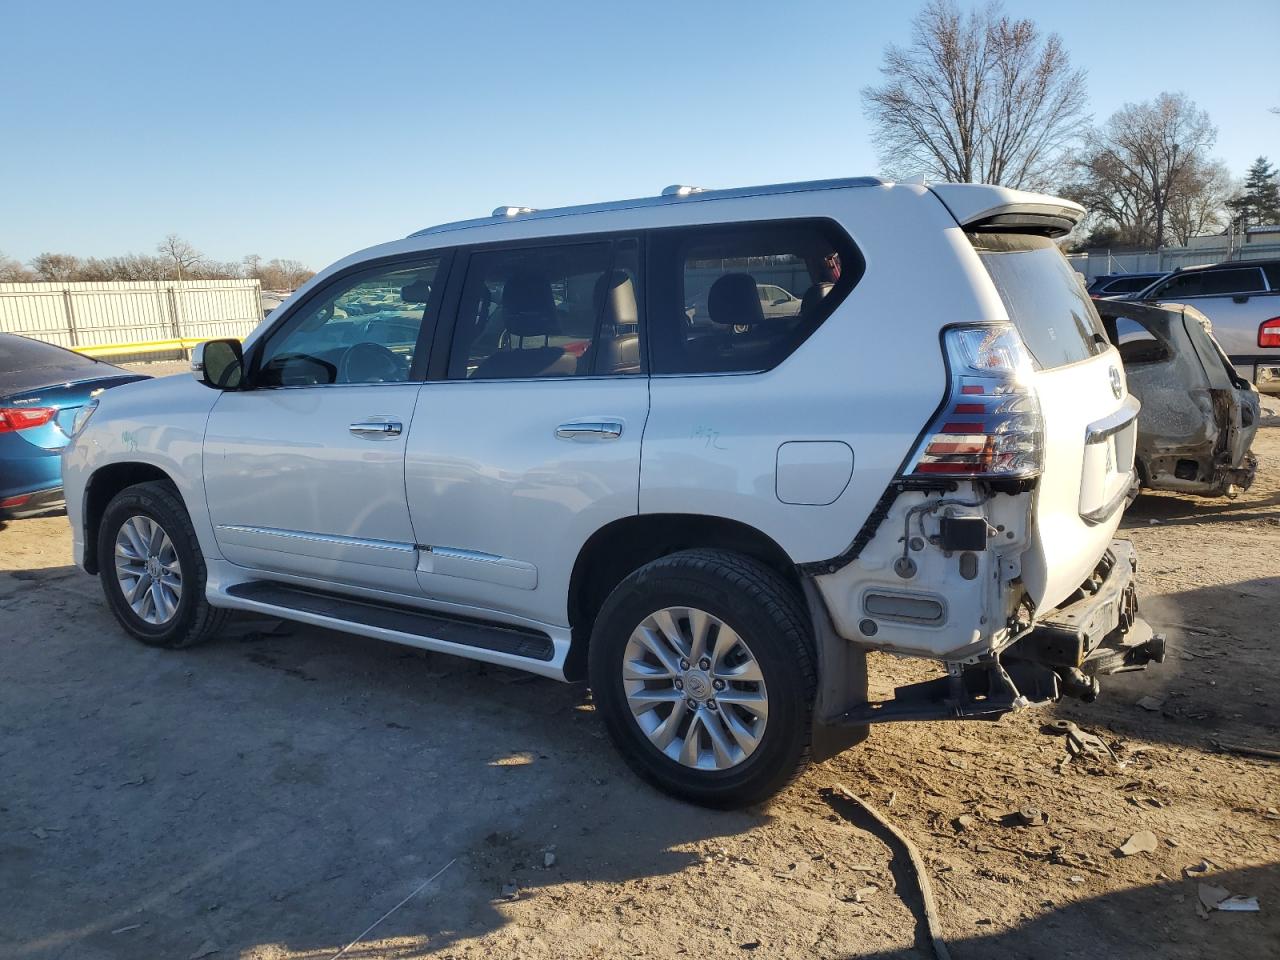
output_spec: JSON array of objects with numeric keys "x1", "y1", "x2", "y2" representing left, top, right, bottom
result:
[{"x1": 0, "y1": 279, "x2": 264, "y2": 353}]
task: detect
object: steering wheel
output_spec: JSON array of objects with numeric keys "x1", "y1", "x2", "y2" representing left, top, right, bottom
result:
[{"x1": 337, "y1": 342, "x2": 408, "y2": 384}]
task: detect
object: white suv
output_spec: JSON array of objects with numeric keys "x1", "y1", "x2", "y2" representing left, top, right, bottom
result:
[{"x1": 62, "y1": 177, "x2": 1163, "y2": 807}]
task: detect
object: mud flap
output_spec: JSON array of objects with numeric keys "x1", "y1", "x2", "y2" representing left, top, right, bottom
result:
[{"x1": 801, "y1": 580, "x2": 870, "y2": 762}]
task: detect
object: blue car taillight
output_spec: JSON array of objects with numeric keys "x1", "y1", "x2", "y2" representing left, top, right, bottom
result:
[
  {"x1": 904, "y1": 324, "x2": 1043, "y2": 479},
  {"x1": 0, "y1": 406, "x2": 57, "y2": 434}
]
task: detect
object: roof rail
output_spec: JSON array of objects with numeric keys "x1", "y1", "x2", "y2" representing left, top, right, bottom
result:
[
  {"x1": 491, "y1": 205, "x2": 538, "y2": 218},
  {"x1": 408, "y1": 175, "x2": 885, "y2": 239}
]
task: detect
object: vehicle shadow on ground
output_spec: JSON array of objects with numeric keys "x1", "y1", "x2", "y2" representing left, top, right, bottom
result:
[
  {"x1": 848, "y1": 864, "x2": 1277, "y2": 959},
  {"x1": 1121, "y1": 490, "x2": 1280, "y2": 527},
  {"x1": 2, "y1": 566, "x2": 777, "y2": 959}
]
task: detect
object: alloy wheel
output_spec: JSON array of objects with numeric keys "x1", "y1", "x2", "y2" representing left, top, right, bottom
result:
[
  {"x1": 114, "y1": 515, "x2": 183, "y2": 625},
  {"x1": 622, "y1": 606, "x2": 769, "y2": 771}
]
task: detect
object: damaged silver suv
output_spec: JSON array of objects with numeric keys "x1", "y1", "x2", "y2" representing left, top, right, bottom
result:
[{"x1": 64, "y1": 177, "x2": 1164, "y2": 807}]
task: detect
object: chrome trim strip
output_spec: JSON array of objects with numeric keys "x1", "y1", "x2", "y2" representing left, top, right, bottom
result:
[
  {"x1": 428, "y1": 545, "x2": 506, "y2": 564},
  {"x1": 419, "y1": 545, "x2": 539, "y2": 590},
  {"x1": 1086, "y1": 395, "x2": 1141, "y2": 444},
  {"x1": 216, "y1": 525, "x2": 417, "y2": 554},
  {"x1": 1081, "y1": 482, "x2": 1131, "y2": 526}
]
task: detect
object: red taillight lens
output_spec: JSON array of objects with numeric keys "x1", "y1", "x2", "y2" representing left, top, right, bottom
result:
[
  {"x1": 0, "y1": 406, "x2": 57, "y2": 433},
  {"x1": 0, "y1": 493, "x2": 32, "y2": 509},
  {"x1": 1259, "y1": 317, "x2": 1280, "y2": 349},
  {"x1": 904, "y1": 325, "x2": 1043, "y2": 479}
]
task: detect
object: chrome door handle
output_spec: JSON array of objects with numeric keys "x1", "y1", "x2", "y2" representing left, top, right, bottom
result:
[
  {"x1": 555, "y1": 420, "x2": 623, "y2": 441},
  {"x1": 349, "y1": 420, "x2": 403, "y2": 439}
]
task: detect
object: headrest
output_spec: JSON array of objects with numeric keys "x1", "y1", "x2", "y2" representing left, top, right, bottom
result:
[
  {"x1": 707, "y1": 273, "x2": 764, "y2": 326},
  {"x1": 593, "y1": 271, "x2": 638, "y2": 328},
  {"x1": 800, "y1": 281, "x2": 834, "y2": 316},
  {"x1": 400, "y1": 279, "x2": 432, "y2": 304},
  {"x1": 501, "y1": 271, "x2": 557, "y2": 337}
]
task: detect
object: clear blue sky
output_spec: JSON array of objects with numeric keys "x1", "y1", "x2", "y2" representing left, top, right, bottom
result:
[{"x1": 2, "y1": 0, "x2": 1277, "y2": 271}]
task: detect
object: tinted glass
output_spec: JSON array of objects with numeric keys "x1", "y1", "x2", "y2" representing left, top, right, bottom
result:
[
  {"x1": 1109, "y1": 317, "x2": 1169, "y2": 365},
  {"x1": 0, "y1": 333, "x2": 101, "y2": 376},
  {"x1": 257, "y1": 258, "x2": 443, "y2": 387},
  {"x1": 1264, "y1": 263, "x2": 1280, "y2": 290},
  {"x1": 1107, "y1": 276, "x2": 1158, "y2": 294},
  {"x1": 972, "y1": 233, "x2": 1108, "y2": 369},
  {"x1": 448, "y1": 241, "x2": 631, "y2": 380},
  {"x1": 648, "y1": 219, "x2": 860, "y2": 374},
  {"x1": 1152, "y1": 267, "x2": 1265, "y2": 299}
]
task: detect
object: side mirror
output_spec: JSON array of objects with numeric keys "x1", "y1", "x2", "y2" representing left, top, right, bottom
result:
[{"x1": 192, "y1": 339, "x2": 245, "y2": 390}]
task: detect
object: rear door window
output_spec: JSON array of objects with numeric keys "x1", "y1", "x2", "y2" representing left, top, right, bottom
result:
[
  {"x1": 446, "y1": 239, "x2": 642, "y2": 380},
  {"x1": 647, "y1": 219, "x2": 862, "y2": 374},
  {"x1": 1106, "y1": 276, "x2": 1158, "y2": 294},
  {"x1": 1151, "y1": 267, "x2": 1266, "y2": 299},
  {"x1": 970, "y1": 233, "x2": 1108, "y2": 369}
]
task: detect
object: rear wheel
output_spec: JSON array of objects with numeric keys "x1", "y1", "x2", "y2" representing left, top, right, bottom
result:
[
  {"x1": 97, "y1": 481, "x2": 228, "y2": 648},
  {"x1": 589, "y1": 549, "x2": 816, "y2": 808}
]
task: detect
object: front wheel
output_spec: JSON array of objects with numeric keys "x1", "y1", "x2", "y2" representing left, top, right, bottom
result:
[
  {"x1": 588, "y1": 549, "x2": 816, "y2": 808},
  {"x1": 97, "y1": 480, "x2": 229, "y2": 649}
]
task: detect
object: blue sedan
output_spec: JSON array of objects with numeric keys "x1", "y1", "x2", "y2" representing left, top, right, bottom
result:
[{"x1": 0, "y1": 333, "x2": 149, "y2": 517}]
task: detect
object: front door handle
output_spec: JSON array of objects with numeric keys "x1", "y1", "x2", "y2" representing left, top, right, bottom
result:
[
  {"x1": 555, "y1": 420, "x2": 623, "y2": 441},
  {"x1": 349, "y1": 420, "x2": 403, "y2": 439}
]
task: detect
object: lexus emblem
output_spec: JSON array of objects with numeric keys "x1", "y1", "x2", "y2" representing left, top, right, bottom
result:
[{"x1": 1109, "y1": 366, "x2": 1123, "y2": 399}]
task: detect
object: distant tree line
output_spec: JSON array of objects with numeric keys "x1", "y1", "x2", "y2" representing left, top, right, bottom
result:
[
  {"x1": 862, "y1": 0, "x2": 1280, "y2": 252},
  {"x1": 0, "y1": 234, "x2": 314, "y2": 290}
]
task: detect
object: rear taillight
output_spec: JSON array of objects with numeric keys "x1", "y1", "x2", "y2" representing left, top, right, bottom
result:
[
  {"x1": 0, "y1": 406, "x2": 57, "y2": 433},
  {"x1": 904, "y1": 324, "x2": 1043, "y2": 479},
  {"x1": 1259, "y1": 317, "x2": 1280, "y2": 348}
]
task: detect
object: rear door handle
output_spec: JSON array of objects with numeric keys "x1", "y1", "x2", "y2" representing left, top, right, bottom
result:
[
  {"x1": 349, "y1": 420, "x2": 403, "y2": 439},
  {"x1": 555, "y1": 420, "x2": 623, "y2": 441}
]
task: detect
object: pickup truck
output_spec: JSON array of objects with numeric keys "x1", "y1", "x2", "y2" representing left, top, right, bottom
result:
[{"x1": 1133, "y1": 259, "x2": 1280, "y2": 393}]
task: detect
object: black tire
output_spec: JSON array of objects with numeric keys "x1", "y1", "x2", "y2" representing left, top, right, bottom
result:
[
  {"x1": 97, "y1": 480, "x2": 229, "y2": 649},
  {"x1": 588, "y1": 549, "x2": 816, "y2": 808}
]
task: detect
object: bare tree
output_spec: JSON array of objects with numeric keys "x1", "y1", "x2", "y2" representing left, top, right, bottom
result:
[
  {"x1": 259, "y1": 258, "x2": 313, "y2": 291},
  {"x1": 1167, "y1": 160, "x2": 1233, "y2": 246},
  {"x1": 9, "y1": 244, "x2": 310, "y2": 284},
  {"x1": 862, "y1": 0, "x2": 1087, "y2": 189},
  {"x1": 1065, "y1": 93, "x2": 1220, "y2": 248},
  {"x1": 0, "y1": 251, "x2": 36, "y2": 282},
  {"x1": 29, "y1": 253, "x2": 82, "y2": 282},
  {"x1": 156, "y1": 234, "x2": 204, "y2": 280}
]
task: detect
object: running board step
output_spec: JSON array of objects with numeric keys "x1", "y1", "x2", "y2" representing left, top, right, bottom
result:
[{"x1": 224, "y1": 581, "x2": 555, "y2": 662}]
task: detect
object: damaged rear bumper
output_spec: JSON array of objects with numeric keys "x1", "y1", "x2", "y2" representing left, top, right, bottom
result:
[{"x1": 829, "y1": 539, "x2": 1163, "y2": 727}]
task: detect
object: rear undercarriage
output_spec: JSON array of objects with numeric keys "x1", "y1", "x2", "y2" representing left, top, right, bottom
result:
[{"x1": 819, "y1": 540, "x2": 1164, "y2": 730}]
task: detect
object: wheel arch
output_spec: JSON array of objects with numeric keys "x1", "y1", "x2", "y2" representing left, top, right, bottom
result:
[
  {"x1": 82, "y1": 462, "x2": 177, "y2": 574},
  {"x1": 564, "y1": 513, "x2": 801, "y2": 681}
]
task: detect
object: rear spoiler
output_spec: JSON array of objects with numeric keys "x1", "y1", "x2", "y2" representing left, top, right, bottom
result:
[{"x1": 928, "y1": 184, "x2": 1085, "y2": 239}]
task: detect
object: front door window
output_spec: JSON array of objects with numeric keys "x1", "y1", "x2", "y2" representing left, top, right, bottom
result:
[{"x1": 257, "y1": 258, "x2": 444, "y2": 386}]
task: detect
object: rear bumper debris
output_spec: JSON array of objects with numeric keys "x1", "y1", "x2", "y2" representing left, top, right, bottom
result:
[{"x1": 831, "y1": 539, "x2": 1163, "y2": 727}]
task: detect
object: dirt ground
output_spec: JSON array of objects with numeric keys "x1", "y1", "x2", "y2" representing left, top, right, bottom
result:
[{"x1": 1, "y1": 405, "x2": 1277, "y2": 959}]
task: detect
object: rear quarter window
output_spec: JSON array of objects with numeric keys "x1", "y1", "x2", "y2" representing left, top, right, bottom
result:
[
  {"x1": 647, "y1": 219, "x2": 863, "y2": 375},
  {"x1": 970, "y1": 233, "x2": 1109, "y2": 369}
]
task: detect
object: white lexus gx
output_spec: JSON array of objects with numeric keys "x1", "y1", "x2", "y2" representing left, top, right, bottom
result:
[{"x1": 63, "y1": 177, "x2": 1164, "y2": 807}]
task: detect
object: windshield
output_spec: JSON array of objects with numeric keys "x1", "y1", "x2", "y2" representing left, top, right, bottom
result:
[{"x1": 970, "y1": 233, "x2": 1109, "y2": 369}]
